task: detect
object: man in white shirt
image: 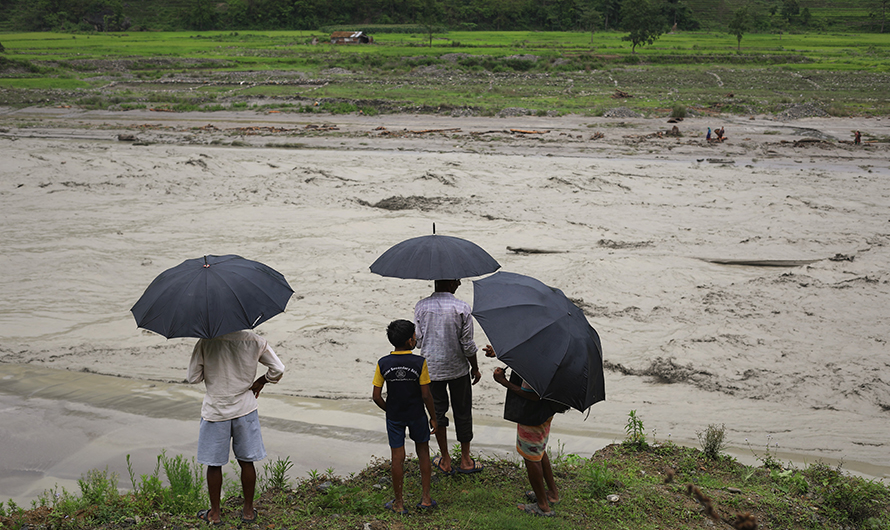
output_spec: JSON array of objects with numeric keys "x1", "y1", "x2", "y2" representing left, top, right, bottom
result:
[
  {"x1": 188, "y1": 330, "x2": 285, "y2": 525},
  {"x1": 414, "y1": 279, "x2": 483, "y2": 475}
]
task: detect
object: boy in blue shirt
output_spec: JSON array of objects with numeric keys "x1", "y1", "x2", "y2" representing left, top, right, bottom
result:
[{"x1": 372, "y1": 319, "x2": 438, "y2": 514}]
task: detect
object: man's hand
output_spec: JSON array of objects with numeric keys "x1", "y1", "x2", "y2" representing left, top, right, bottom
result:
[
  {"x1": 471, "y1": 368, "x2": 482, "y2": 385},
  {"x1": 483, "y1": 344, "x2": 496, "y2": 358},
  {"x1": 429, "y1": 417, "x2": 438, "y2": 435},
  {"x1": 249, "y1": 375, "x2": 267, "y2": 398},
  {"x1": 493, "y1": 366, "x2": 509, "y2": 386}
]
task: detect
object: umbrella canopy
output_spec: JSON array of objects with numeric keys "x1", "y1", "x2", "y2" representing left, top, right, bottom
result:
[
  {"x1": 472, "y1": 271, "x2": 605, "y2": 411},
  {"x1": 370, "y1": 233, "x2": 500, "y2": 280},
  {"x1": 131, "y1": 254, "x2": 293, "y2": 339}
]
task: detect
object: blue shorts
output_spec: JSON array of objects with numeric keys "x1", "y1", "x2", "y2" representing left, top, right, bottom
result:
[
  {"x1": 386, "y1": 416, "x2": 431, "y2": 448},
  {"x1": 197, "y1": 410, "x2": 267, "y2": 466}
]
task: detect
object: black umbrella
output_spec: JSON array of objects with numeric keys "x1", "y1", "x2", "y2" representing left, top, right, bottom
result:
[
  {"x1": 131, "y1": 254, "x2": 293, "y2": 339},
  {"x1": 472, "y1": 271, "x2": 605, "y2": 411},
  {"x1": 370, "y1": 228, "x2": 500, "y2": 280}
]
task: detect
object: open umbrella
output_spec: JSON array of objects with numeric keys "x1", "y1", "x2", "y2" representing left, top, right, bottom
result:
[
  {"x1": 472, "y1": 271, "x2": 605, "y2": 411},
  {"x1": 131, "y1": 254, "x2": 293, "y2": 339},
  {"x1": 370, "y1": 226, "x2": 500, "y2": 280}
]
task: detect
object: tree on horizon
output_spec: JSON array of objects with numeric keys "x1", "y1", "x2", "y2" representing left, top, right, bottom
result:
[
  {"x1": 872, "y1": 0, "x2": 888, "y2": 32},
  {"x1": 728, "y1": 5, "x2": 751, "y2": 52},
  {"x1": 619, "y1": 0, "x2": 667, "y2": 53}
]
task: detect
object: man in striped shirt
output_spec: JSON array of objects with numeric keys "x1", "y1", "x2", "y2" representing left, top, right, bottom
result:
[{"x1": 414, "y1": 279, "x2": 484, "y2": 475}]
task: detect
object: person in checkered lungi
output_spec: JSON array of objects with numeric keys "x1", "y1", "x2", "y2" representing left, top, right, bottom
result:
[{"x1": 486, "y1": 345, "x2": 563, "y2": 517}]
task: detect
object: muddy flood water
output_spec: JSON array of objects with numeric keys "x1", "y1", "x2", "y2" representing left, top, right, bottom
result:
[{"x1": 1, "y1": 111, "x2": 889, "y2": 504}]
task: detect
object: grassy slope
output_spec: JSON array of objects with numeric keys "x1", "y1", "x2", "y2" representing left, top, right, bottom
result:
[
  {"x1": 1, "y1": 31, "x2": 888, "y2": 116},
  {"x1": 1, "y1": 442, "x2": 888, "y2": 530}
]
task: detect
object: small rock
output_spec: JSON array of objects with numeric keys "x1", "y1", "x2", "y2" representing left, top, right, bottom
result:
[{"x1": 606, "y1": 494, "x2": 620, "y2": 503}]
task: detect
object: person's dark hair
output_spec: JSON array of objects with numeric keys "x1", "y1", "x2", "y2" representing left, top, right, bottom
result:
[{"x1": 387, "y1": 319, "x2": 415, "y2": 349}]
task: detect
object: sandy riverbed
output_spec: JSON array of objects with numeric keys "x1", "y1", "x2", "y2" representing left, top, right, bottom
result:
[{"x1": 1, "y1": 107, "x2": 888, "y2": 503}]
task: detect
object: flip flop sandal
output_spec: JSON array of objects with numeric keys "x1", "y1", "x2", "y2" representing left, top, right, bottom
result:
[
  {"x1": 525, "y1": 491, "x2": 560, "y2": 506},
  {"x1": 416, "y1": 500, "x2": 438, "y2": 510},
  {"x1": 455, "y1": 458, "x2": 484, "y2": 474},
  {"x1": 518, "y1": 502, "x2": 554, "y2": 517},
  {"x1": 384, "y1": 499, "x2": 409, "y2": 515},
  {"x1": 432, "y1": 455, "x2": 455, "y2": 476},
  {"x1": 240, "y1": 508, "x2": 258, "y2": 524},
  {"x1": 197, "y1": 509, "x2": 223, "y2": 526}
]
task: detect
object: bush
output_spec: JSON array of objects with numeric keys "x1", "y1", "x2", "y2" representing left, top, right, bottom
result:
[
  {"x1": 580, "y1": 462, "x2": 619, "y2": 499},
  {"x1": 696, "y1": 423, "x2": 726, "y2": 460},
  {"x1": 806, "y1": 463, "x2": 890, "y2": 524},
  {"x1": 671, "y1": 103, "x2": 687, "y2": 118},
  {"x1": 827, "y1": 101, "x2": 851, "y2": 117}
]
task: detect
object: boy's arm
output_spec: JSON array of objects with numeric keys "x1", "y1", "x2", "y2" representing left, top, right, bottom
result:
[
  {"x1": 372, "y1": 363, "x2": 386, "y2": 411},
  {"x1": 493, "y1": 367, "x2": 540, "y2": 401},
  {"x1": 372, "y1": 385, "x2": 386, "y2": 411},
  {"x1": 420, "y1": 384, "x2": 437, "y2": 434}
]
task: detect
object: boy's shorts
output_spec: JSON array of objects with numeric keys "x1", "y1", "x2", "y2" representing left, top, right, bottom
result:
[
  {"x1": 197, "y1": 409, "x2": 267, "y2": 466},
  {"x1": 386, "y1": 416, "x2": 431, "y2": 449},
  {"x1": 516, "y1": 416, "x2": 553, "y2": 462}
]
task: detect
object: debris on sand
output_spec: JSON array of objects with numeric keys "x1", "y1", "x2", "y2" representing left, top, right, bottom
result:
[
  {"x1": 776, "y1": 103, "x2": 829, "y2": 120},
  {"x1": 506, "y1": 246, "x2": 566, "y2": 254},
  {"x1": 510, "y1": 128, "x2": 549, "y2": 135},
  {"x1": 784, "y1": 138, "x2": 834, "y2": 148},
  {"x1": 356, "y1": 195, "x2": 460, "y2": 212},
  {"x1": 409, "y1": 128, "x2": 461, "y2": 134},
  {"x1": 598, "y1": 239, "x2": 653, "y2": 249},
  {"x1": 470, "y1": 130, "x2": 510, "y2": 136},
  {"x1": 603, "y1": 107, "x2": 642, "y2": 118}
]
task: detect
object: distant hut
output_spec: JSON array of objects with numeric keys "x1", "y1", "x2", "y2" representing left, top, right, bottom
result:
[{"x1": 330, "y1": 31, "x2": 373, "y2": 44}]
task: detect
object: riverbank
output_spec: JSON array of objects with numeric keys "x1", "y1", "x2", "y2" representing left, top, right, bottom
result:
[{"x1": 2, "y1": 368, "x2": 889, "y2": 530}]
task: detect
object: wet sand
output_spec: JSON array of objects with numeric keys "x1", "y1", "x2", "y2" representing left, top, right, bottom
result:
[{"x1": 1, "y1": 107, "x2": 889, "y2": 503}]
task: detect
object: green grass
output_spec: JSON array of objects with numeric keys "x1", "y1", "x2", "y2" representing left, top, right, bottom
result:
[
  {"x1": 0, "y1": 30, "x2": 888, "y2": 116},
  {"x1": 0, "y1": 78, "x2": 90, "y2": 89},
  {"x1": 2, "y1": 441, "x2": 888, "y2": 530}
]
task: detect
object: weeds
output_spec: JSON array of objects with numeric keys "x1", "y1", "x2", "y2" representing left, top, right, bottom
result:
[
  {"x1": 805, "y1": 462, "x2": 890, "y2": 525},
  {"x1": 623, "y1": 409, "x2": 647, "y2": 449},
  {"x1": 696, "y1": 423, "x2": 727, "y2": 460},
  {"x1": 159, "y1": 453, "x2": 205, "y2": 513},
  {"x1": 670, "y1": 103, "x2": 687, "y2": 118},
  {"x1": 747, "y1": 435, "x2": 783, "y2": 470},
  {"x1": 579, "y1": 462, "x2": 618, "y2": 499},
  {"x1": 4, "y1": 439, "x2": 890, "y2": 530}
]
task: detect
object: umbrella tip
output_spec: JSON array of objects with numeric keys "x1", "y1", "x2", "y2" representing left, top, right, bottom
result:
[{"x1": 432, "y1": 222, "x2": 436, "y2": 235}]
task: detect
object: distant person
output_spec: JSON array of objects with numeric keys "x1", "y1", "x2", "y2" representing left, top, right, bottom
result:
[
  {"x1": 188, "y1": 330, "x2": 285, "y2": 525},
  {"x1": 706, "y1": 127, "x2": 712, "y2": 141},
  {"x1": 414, "y1": 279, "x2": 483, "y2": 475},
  {"x1": 372, "y1": 319, "x2": 438, "y2": 514},
  {"x1": 485, "y1": 345, "x2": 566, "y2": 517},
  {"x1": 854, "y1": 130, "x2": 862, "y2": 145},
  {"x1": 715, "y1": 127, "x2": 725, "y2": 142}
]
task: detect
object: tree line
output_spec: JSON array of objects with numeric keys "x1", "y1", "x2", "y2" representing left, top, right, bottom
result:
[{"x1": 0, "y1": 0, "x2": 885, "y2": 35}]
